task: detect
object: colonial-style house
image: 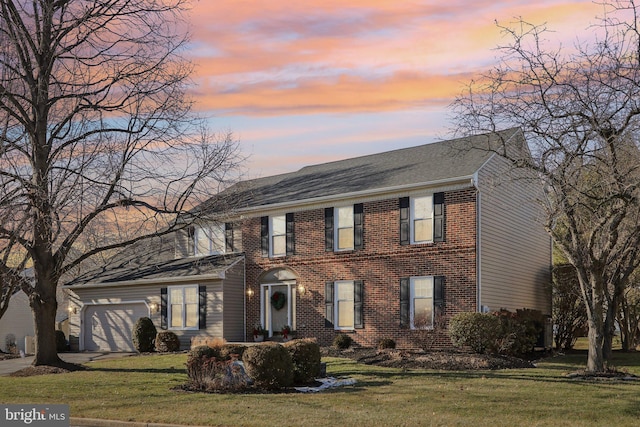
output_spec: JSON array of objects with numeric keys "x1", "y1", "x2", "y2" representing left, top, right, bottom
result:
[{"x1": 65, "y1": 128, "x2": 551, "y2": 351}]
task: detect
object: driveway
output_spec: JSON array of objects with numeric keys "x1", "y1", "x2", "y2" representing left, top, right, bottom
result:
[{"x1": 0, "y1": 352, "x2": 136, "y2": 376}]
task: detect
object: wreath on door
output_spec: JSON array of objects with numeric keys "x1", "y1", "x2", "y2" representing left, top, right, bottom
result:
[{"x1": 271, "y1": 291, "x2": 286, "y2": 310}]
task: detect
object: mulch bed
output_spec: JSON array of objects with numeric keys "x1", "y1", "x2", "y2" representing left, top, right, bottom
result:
[{"x1": 8, "y1": 361, "x2": 87, "y2": 377}]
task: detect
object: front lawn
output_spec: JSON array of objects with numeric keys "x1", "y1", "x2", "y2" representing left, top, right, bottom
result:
[{"x1": 1, "y1": 351, "x2": 639, "y2": 426}]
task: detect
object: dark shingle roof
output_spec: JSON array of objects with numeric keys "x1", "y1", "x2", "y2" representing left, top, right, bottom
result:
[{"x1": 222, "y1": 128, "x2": 520, "y2": 208}]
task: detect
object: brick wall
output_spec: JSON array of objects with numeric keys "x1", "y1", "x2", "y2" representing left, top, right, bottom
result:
[{"x1": 244, "y1": 188, "x2": 478, "y2": 349}]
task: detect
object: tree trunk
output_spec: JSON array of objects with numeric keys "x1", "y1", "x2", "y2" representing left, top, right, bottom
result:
[
  {"x1": 586, "y1": 318, "x2": 606, "y2": 372},
  {"x1": 30, "y1": 288, "x2": 62, "y2": 366}
]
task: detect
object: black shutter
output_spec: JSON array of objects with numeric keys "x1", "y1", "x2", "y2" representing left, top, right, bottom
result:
[
  {"x1": 324, "y1": 208, "x2": 334, "y2": 252},
  {"x1": 325, "y1": 281, "x2": 334, "y2": 328},
  {"x1": 354, "y1": 203, "x2": 364, "y2": 250},
  {"x1": 354, "y1": 280, "x2": 364, "y2": 329},
  {"x1": 434, "y1": 192, "x2": 445, "y2": 242},
  {"x1": 286, "y1": 212, "x2": 295, "y2": 255},
  {"x1": 160, "y1": 287, "x2": 168, "y2": 330},
  {"x1": 225, "y1": 222, "x2": 234, "y2": 253},
  {"x1": 199, "y1": 285, "x2": 207, "y2": 330},
  {"x1": 260, "y1": 216, "x2": 269, "y2": 257},
  {"x1": 399, "y1": 197, "x2": 410, "y2": 245},
  {"x1": 434, "y1": 276, "x2": 445, "y2": 308},
  {"x1": 400, "y1": 278, "x2": 409, "y2": 327}
]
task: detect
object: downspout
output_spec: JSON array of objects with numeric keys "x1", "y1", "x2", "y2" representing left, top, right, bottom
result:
[
  {"x1": 243, "y1": 256, "x2": 247, "y2": 342},
  {"x1": 473, "y1": 175, "x2": 482, "y2": 313}
]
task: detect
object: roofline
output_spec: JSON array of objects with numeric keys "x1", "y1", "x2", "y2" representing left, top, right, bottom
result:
[
  {"x1": 234, "y1": 175, "x2": 477, "y2": 215},
  {"x1": 65, "y1": 255, "x2": 245, "y2": 289}
]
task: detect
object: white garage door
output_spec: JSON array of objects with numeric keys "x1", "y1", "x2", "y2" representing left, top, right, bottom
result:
[{"x1": 84, "y1": 303, "x2": 149, "y2": 351}]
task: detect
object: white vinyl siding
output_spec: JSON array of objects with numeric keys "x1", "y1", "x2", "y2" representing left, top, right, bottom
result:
[{"x1": 476, "y1": 154, "x2": 551, "y2": 315}]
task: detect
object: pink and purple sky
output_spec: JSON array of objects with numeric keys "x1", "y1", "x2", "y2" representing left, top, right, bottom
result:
[{"x1": 185, "y1": 1, "x2": 610, "y2": 177}]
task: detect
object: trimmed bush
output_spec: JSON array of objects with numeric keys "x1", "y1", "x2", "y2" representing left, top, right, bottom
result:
[
  {"x1": 284, "y1": 339, "x2": 321, "y2": 384},
  {"x1": 448, "y1": 312, "x2": 501, "y2": 354},
  {"x1": 132, "y1": 317, "x2": 157, "y2": 353},
  {"x1": 155, "y1": 331, "x2": 180, "y2": 352},
  {"x1": 242, "y1": 342, "x2": 293, "y2": 390},
  {"x1": 377, "y1": 338, "x2": 396, "y2": 350},
  {"x1": 55, "y1": 330, "x2": 68, "y2": 352},
  {"x1": 493, "y1": 309, "x2": 542, "y2": 356},
  {"x1": 218, "y1": 344, "x2": 247, "y2": 360},
  {"x1": 333, "y1": 333, "x2": 353, "y2": 349},
  {"x1": 186, "y1": 355, "x2": 252, "y2": 392}
]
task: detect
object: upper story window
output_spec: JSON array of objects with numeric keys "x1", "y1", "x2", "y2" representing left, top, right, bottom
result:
[
  {"x1": 261, "y1": 213, "x2": 294, "y2": 258},
  {"x1": 194, "y1": 223, "x2": 225, "y2": 256},
  {"x1": 400, "y1": 193, "x2": 444, "y2": 245},
  {"x1": 325, "y1": 204, "x2": 364, "y2": 252}
]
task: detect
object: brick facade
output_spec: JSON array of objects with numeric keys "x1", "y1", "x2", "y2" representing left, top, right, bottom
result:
[{"x1": 244, "y1": 188, "x2": 478, "y2": 348}]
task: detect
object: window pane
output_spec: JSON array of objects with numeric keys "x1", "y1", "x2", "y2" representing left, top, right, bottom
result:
[
  {"x1": 337, "y1": 282, "x2": 354, "y2": 300},
  {"x1": 413, "y1": 196, "x2": 433, "y2": 220},
  {"x1": 194, "y1": 226, "x2": 210, "y2": 255},
  {"x1": 414, "y1": 298, "x2": 433, "y2": 328},
  {"x1": 171, "y1": 304, "x2": 183, "y2": 328},
  {"x1": 337, "y1": 228, "x2": 354, "y2": 249},
  {"x1": 272, "y1": 235, "x2": 286, "y2": 256},
  {"x1": 170, "y1": 288, "x2": 183, "y2": 304},
  {"x1": 337, "y1": 206, "x2": 353, "y2": 227},
  {"x1": 272, "y1": 215, "x2": 286, "y2": 235},
  {"x1": 185, "y1": 286, "x2": 198, "y2": 304},
  {"x1": 413, "y1": 278, "x2": 433, "y2": 298},
  {"x1": 338, "y1": 301, "x2": 354, "y2": 328},
  {"x1": 185, "y1": 303, "x2": 198, "y2": 327},
  {"x1": 414, "y1": 219, "x2": 433, "y2": 242}
]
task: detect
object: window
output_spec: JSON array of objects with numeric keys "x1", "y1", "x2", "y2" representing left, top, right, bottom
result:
[
  {"x1": 399, "y1": 193, "x2": 444, "y2": 245},
  {"x1": 194, "y1": 224, "x2": 225, "y2": 255},
  {"x1": 261, "y1": 214, "x2": 294, "y2": 257},
  {"x1": 325, "y1": 204, "x2": 363, "y2": 252},
  {"x1": 400, "y1": 276, "x2": 444, "y2": 329},
  {"x1": 336, "y1": 206, "x2": 354, "y2": 251},
  {"x1": 410, "y1": 276, "x2": 434, "y2": 329},
  {"x1": 412, "y1": 196, "x2": 434, "y2": 243},
  {"x1": 168, "y1": 285, "x2": 199, "y2": 330},
  {"x1": 270, "y1": 215, "x2": 286, "y2": 257},
  {"x1": 325, "y1": 280, "x2": 364, "y2": 330}
]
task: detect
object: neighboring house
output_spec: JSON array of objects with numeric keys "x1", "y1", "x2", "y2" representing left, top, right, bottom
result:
[
  {"x1": 65, "y1": 128, "x2": 552, "y2": 351},
  {"x1": 0, "y1": 290, "x2": 33, "y2": 354}
]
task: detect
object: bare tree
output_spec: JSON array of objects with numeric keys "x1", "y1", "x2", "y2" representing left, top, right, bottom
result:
[
  {"x1": 0, "y1": 0, "x2": 242, "y2": 366},
  {"x1": 452, "y1": 1, "x2": 640, "y2": 372}
]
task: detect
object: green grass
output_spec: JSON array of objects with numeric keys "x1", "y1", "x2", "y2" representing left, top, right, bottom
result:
[{"x1": 1, "y1": 351, "x2": 640, "y2": 426}]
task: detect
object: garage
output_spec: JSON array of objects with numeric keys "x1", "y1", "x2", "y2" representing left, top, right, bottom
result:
[{"x1": 83, "y1": 303, "x2": 149, "y2": 351}]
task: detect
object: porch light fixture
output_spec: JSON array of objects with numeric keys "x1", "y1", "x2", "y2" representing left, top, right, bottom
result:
[
  {"x1": 297, "y1": 284, "x2": 306, "y2": 295},
  {"x1": 67, "y1": 306, "x2": 76, "y2": 315},
  {"x1": 149, "y1": 302, "x2": 160, "y2": 313},
  {"x1": 246, "y1": 288, "x2": 254, "y2": 298}
]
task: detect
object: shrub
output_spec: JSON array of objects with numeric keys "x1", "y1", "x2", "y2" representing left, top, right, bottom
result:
[
  {"x1": 492, "y1": 309, "x2": 543, "y2": 356},
  {"x1": 333, "y1": 334, "x2": 353, "y2": 349},
  {"x1": 186, "y1": 355, "x2": 252, "y2": 392},
  {"x1": 377, "y1": 338, "x2": 396, "y2": 350},
  {"x1": 284, "y1": 339, "x2": 321, "y2": 384},
  {"x1": 218, "y1": 344, "x2": 247, "y2": 360},
  {"x1": 5, "y1": 333, "x2": 17, "y2": 354},
  {"x1": 448, "y1": 312, "x2": 501, "y2": 353},
  {"x1": 55, "y1": 330, "x2": 68, "y2": 352},
  {"x1": 242, "y1": 342, "x2": 293, "y2": 390},
  {"x1": 132, "y1": 317, "x2": 157, "y2": 353},
  {"x1": 155, "y1": 331, "x2": 180, "y2": 352},
  {"x1": 190, "y1": 336, "x2": 226, "y2": 349},
  {"x1": 188, "y1": 345, "x2": 217, "y2": 361}
]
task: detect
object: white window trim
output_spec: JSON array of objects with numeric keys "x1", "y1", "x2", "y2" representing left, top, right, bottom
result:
[
  {"x1": 269, "y1": 215, "x2": 286, "y2": 258},
  {"x1": 334, "y1": 206, "x2": 354, "y2": 251},
  {"x1": 410, "y1": 276, "x2": 434, "y2": 330},
  {"x1": 194, "y1": 223, "x2": 226, "y2": 256},
  {"x1": 410, "y1": 195, "x2": 434, "y2": 244},
  {"x1": 168, "y1": 284, "x2": 199, "y2": 331},
  {"x1": 334, "y1": 280, "x2": 355, "y2": 330}
]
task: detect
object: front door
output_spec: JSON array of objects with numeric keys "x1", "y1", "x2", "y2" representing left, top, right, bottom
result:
[{"x1": 261, "y1": 283, "x2": 296, "y2": 337}]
